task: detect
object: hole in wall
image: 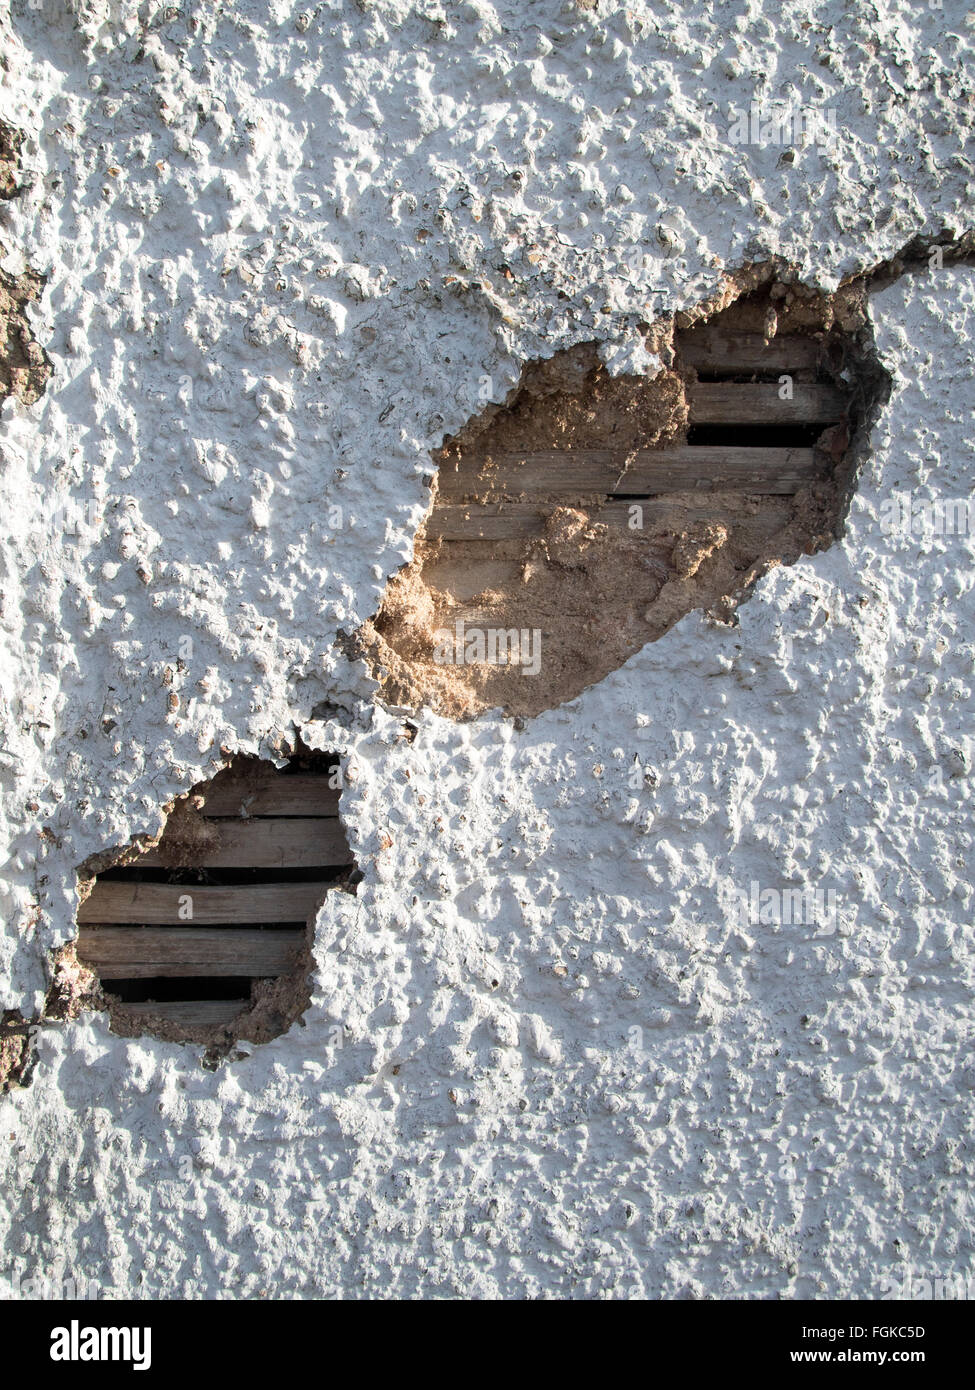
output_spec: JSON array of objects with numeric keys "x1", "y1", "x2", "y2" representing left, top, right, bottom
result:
[
  {"x1": 0, "y1": 1012, "x2": 34, "y2": 1093},
  {"x1": 0, "y1": 121, "x2": 25, "y2": 201},
  {"x1": 361, "y1": 246, "x2": 968, "y2": 720},
  {"x1": 70, "y1": 748, "x2": 357, "y2": 1049},
  {"x1": 0, "y1": 120, "x2": 52, "y2": 407}
]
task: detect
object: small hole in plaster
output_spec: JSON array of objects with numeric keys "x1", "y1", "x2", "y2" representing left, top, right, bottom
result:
[
  {"x1": 0, "y1": 121, "x2": 52, "y2": 408},
  {"x1": 70, "y1": 749, "x2": 357, "y2": 1048}
]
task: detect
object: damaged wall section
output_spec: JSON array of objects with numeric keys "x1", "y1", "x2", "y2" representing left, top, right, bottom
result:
[
  {"x1": 363, "y1": 259, "x2": 908, "y2": 720},
  {"x1": 62, "y1": 749, "x2": 356, "y2": 1051},
  {"x1": 0, "y1": 120, "x2": 51, "y2": 406}
]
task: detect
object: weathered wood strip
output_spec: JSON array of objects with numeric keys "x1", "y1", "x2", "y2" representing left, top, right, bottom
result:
[
  {"x1": 78, "y1": 882, "x2": 330, "y2": 925},
  {"x1": 138, "y1": 817, "x2": 352, "y2": 869},
  {"x1": 427, "y1": 503, "x2": 542, "y2": 541},
  {"x1": 435, "y1": 446, "x2": 817, "y2": 501},
  {"x1": 77, "y1": 928, "x2": 302, "y2": 978},
  {"x1": 427, "y1": 500, "x2": 793, "y2": 542},
  {"x1": 437, "y1": 452, "x2": 617, "y2": 497},
  {"x1": 679, "y1": 329, "x2": 820, "y2": 372},
  {"x1": 121, "y1": 1000, "x2": 248, "y2": 1026},
  {"x1": 195, "y1": 773, "x2": 341, "y2": 818},
  {"x1": 688, "y1": 382, "x2": 845, "y2": 424},
  {"x1": 608, "y1": 445, "x2": 816, "y2": 493}
]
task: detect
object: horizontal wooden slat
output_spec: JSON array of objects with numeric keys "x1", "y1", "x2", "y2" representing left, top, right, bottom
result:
[
  {"x1": 688, "y1": 382, "x2": 845, "y2": 424},
  {"x1": 120, "y1": 999, "x2": 248, "y2": 1026},
  {"x1": 435, "y1": 446, "x2": 817, "y2": 502},
  {"x1": 138, "y1": 818, "x2": 352, "y2": 869},
  {"x1": 429, "y1": 502, "x2": 600, "y2": 541},
  {"x1": 426, "y1": 500, "x2": 793, "y2": 542},
  {"x1": 78, "y1": 882, "x2": 330, "y2": 924},
  {"x1": 616, "y1": 445, "x2": 816, "y2": 492},
  {"x1": 437, "y1": 450, "x2": 617, "y2": 497},
  {"x1": 679, "y1": 329, "x2": 820, "y2": 372},
  {"x1": 196, "y1": 773, "x2": 340, "y2": 818},
  {"x1": 78, "y1": 928, "x2": 302, "y2": 978}
]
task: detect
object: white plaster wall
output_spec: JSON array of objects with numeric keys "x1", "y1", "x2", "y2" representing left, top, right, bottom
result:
[{"x1": 0, "y1": 0, "x2": 972, "y2": 1299}]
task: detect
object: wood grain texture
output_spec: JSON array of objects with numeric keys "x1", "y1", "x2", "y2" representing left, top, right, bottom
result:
[
  {"x1": 77, "y1": 928, "x2": 304, "y2": 978},
  {"x1": 78, "y1": 881, "x2": 330, "y2": 924},
  {"x1": 617, "y1": 445, "x2": 817, "y2": 491},
  {"x1": 434, "y1": 446, "x2": 817, "y2": 502},
  {"x1": 138, "y1": 817, "x2": 352, "y2": 869},
  {"x1": 195, "y1": 773, "x2": 341, "y2": 818},
  {"x1": 678, "y1": 329, "x2": 821, "y2": 372},
  {"x1": 118, "y1": 999, "x2": 249, "y2": 1025},
  {"x1": 688, "y1": 382, "x2": 845, "y2": 424}
]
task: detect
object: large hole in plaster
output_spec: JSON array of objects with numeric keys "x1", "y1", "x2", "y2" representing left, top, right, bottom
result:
[
  {"x1": 64, "y1": 749, "x2": 356, "y2": 1050},
  {"x1": 363, "y1": 261, "x2": 901, "y2": 719}
]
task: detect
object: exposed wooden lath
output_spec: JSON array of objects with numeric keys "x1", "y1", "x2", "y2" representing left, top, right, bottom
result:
[
  {"x1": 426, "y1": 329, "x2": 848, "y2": 549},
  {"x1": 76, "y1": 757, "x2": 350, "y2": 1037}
]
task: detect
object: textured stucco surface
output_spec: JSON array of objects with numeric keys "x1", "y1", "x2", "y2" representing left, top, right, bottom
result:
[{"x1": 0, "y1": 1, "x2": 973, "y2": 1299}]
